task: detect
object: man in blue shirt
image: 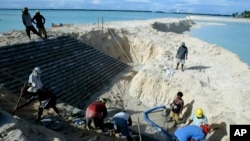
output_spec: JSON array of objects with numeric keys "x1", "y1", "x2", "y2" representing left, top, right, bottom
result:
[
  {"x1": 173, "y1": 124, "x2": 210, "y2": 141},
  {"x1": 186, "y1": 108, "x2": 208, "y2": 126},
  {"x1": 175, "y1": 42, "x2": 188, "y2": 71}
]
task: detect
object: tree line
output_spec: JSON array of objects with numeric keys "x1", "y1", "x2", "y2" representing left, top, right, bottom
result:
[{"x1": 232, "y1": 10, "x2": 250, "y2": 18}]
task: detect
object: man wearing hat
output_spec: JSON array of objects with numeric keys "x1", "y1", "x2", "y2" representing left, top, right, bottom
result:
[
  {"x1": 85, "y1": 98, "x2": 108, "y2": 132},
  {"x1": 16, "y1": 66, "x2": 59, "y2": 122},
  {"x1": 175, "y1": 42, "x2": 188, "y2": 71},
  {"x1": 28, "y1": 67, "x2": 43, "y2": 93},
  {"x1": 185, "y1": 108, "x2": 208, "y2": 127}
]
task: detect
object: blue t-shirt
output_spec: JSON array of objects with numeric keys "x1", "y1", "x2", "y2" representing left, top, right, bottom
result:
[
  {"x1": 177, "y1": 46, "x2": 188, "y2": 60},
  {"x1": 174, "y1": 125, "x2": 205, "y2": 141}
]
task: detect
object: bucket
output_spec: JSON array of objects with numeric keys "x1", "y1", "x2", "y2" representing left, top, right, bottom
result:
[{"x1": 161, "y1": 108, "x2": 170, "y2": 117}]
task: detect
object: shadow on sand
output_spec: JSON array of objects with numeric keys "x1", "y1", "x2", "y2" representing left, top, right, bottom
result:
[
  {"x1": 207, "y1": 122, "x2": 227, "y2": 141},
  {"x1": 186, "y1": 65, "x2": 211, "y2": 71},
  {"x1": 181, "y1": 99, "x2": 195, "y2": 123}
]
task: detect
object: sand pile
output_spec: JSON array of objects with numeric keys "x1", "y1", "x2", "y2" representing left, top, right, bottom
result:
[{"x1": 0, "y1": 17, "x2": 250, "y2": 141}]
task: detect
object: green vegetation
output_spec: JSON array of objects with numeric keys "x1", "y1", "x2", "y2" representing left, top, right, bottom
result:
[
  {"x1": 232, "y1": 10, "x2": 250, "y2": 18},
  {"x1": 172, "y1": 12, "x2": 230, "y2": 17}
]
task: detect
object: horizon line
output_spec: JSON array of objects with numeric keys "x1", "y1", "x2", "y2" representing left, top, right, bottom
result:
[{"x1": 0, "y1": 8, "x2": 231, "y2": 16}]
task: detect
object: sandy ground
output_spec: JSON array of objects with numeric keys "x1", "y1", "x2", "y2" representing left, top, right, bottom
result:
[{"x1": 1, "y1": 17, "x2": 250, "y2": 141}]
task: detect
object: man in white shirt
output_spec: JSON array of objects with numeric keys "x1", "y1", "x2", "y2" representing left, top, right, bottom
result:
[
  {"x1": 28, "y1": 67, "x2": 43, "y2": 93},
  {"x1": 14, "y1": 67, "x2": 59, "y2": 122},
  {"x1": 113, "y1": 111, "x2": 133, "y2": 141}
]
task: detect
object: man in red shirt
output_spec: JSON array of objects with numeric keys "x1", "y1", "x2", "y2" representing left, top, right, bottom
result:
[{"x1": 85, "y1": 98, "x2": 107, "y2": 132}]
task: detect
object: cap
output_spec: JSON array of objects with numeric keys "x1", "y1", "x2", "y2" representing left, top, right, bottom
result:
[
  {"x1": 200, "y1": 124, "x2": 210, "y2": 134},
  {"x1": 36, "y1": 10, "x2": 40, "y2": 14},
  {"x1": 99, "y1": 98, "x2": 107, "y2": 104},
  {"x1": 195, "y1": 108, "x2": 203, "y2": 118},
  {"x1": 34, "y1": 67, "x2": 41, "y2": 74},
  {"x1": 181, "y1": 42, "x2": 185, "y2": 46}
]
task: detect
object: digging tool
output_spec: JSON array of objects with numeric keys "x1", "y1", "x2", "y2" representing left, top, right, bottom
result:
[
  {"x1": 12, "y1": 81, "x2": 27, "y2": 115},
  {"x1": 0, "y1": 68, "x2": 27, "y2": 115}
]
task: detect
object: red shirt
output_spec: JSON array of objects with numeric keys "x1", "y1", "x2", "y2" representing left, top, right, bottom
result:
[{"x1": 86, "y1": 101, "x2": 107, "y2": 119}]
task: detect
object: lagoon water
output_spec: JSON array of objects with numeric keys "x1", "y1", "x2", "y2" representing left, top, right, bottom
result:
[
  {"x1": 188, "y1": 17, "x2": 250, "y2": 66},
  {"x1": 0, "y1": 9, "x2": 249, "y2": 66}
]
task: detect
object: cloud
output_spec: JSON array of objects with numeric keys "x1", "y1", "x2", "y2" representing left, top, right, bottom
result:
[
  {"x1": 162, "y1": 0, "x2": 250, "y2": 14},
  {"x1": 92, "y1": 0, "x2": 101, "y2": 4},
  {"x1": 126, "y1": 0, "x2": 150, "y2": 3},
  {"x1": 0, "y1": 0, "x2": 249, "y2": 14},
  {"x1": 182, "y1": 0, "x2": 201, "y2": 4}
]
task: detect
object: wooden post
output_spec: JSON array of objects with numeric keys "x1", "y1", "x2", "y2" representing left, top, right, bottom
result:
[
  {"x1": 138, "y1": 117, "x2": 142, "y2": 141},
  {"x1": 98, "y1": 17, "x2": 99, "y2": 27},
  {"x1": 102, "y1": 16, "x2": 103, "y2": 30}
]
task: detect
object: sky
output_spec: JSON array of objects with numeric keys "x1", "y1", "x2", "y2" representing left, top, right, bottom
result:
[{"x1": 0, "y1": 0, "x2": 249, "y2": 15}]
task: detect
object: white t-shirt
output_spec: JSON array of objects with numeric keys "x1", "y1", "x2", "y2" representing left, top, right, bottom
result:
[
  {"x1": 28, "y1": 72, "x2": 43, "y2": 92},
  {"x1": 113, "y1": 112, "x2": 130, "y2": 121}
]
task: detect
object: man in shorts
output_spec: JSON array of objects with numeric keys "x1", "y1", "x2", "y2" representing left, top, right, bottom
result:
[
  {"x1": 176, "y1": 42, "x2": 188, "y2": 71},
  {"x1": 167, "y1": 92, "x2": 184, "y2": 126}
]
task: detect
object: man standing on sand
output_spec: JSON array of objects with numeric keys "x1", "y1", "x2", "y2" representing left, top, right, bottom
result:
[
  {"x1": 176, "y1": 42, "x2": 188, "y2": 71},
  {"x1": 167, "y1": 91, "x2": 184, "y2": 126},
  {"x1": 22, "y1": 7, "x2": 42, "y2": 40},
  {"x1": 32, "y1": 10, "x2": 48, "y2": 39}
]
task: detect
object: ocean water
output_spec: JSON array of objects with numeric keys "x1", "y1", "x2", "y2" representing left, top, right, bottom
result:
[
  {"x1": 0, "y1": 9, "x2": 249, "y2": 66},
  {"x1": 188, "y1": 16, "x2": 250, "y2": 66},
  {"x1": 0, "y1": 9, "x2": 187, "y2": 33}
]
